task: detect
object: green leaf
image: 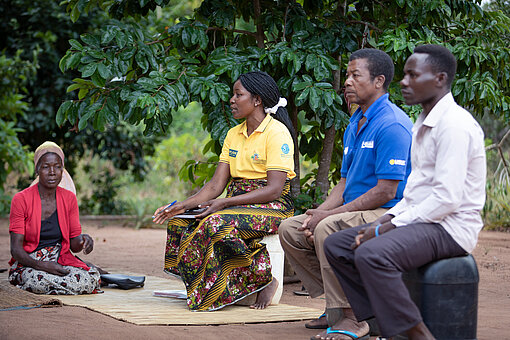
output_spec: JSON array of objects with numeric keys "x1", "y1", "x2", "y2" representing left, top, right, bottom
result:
[
  {"x1": 70, "y1": 4, "x2": 80, "y2": 23},
  {"x1": 292, "y1": 81, "x2": 311, "y2": 91},
  {"x1": 78, "y1": 104, "x2": 98, "y2": 131},
  {"x1": 97, "y1": 62, "x2": 111, "y2": 79},
  {"x1": 315, "y1": 82, "x2": 333, "y2": 89},
  {"x1": 214, "y1": 64, "x2": 230, "y2": 75},
  {"x1": 118, "y1": 59, "x2": 129, "y2": 74},
  {"x1": 56, "y1": 101, "x2": 72, "y2": 126},
  {"x1": 67, "y1": 53, "x2": 82, "y2": 69},
  {"x1": 209, "y1": 87, "x2": 220, "y2": 105},
  {"x1": 101, "y1": 27, "x2": 116, "y2": 45},
  {"x1": 293, "y1": 55, "x2": 302, "y2": 73},
  {"x1": 305, "y1": 54, "x2": 318, "y2": 71},
  {"x1": 296, "y1": 87, "x2": 310, "y2": 106},
  {"x1": 115, "y1": 31, "x2": 127, "y2": 49},
  {"x1": 216, "y1": 83, "x2": 230, "y2": 101},
  {"x1": 135, "y1": 52, "x2": 149, "y2": 73},
  {"x1": 93, "y1": 109, "x2": 106, "y2": 131},
  {"x1": 182, "y1": 27, "x2": 191, "y2": 47},
  {"x1": 82, "y1": 63, "x2": 97, "y2": 77},
  {"x1": 78, "y1": 88, "x2": 89, "y2": 100},
  {"x1": 81, "y1": 34, "x2": 100, "y2": 47},
  {"x1": 66, "y1": 83, "x2": 82, "y2": 93},
  {"x1": 69, "y1": 39, "x2": 83, "y2": 51},
  {"x1": 309, "y1": 88, "x2": 320, "y2": 110},
  {"x1": 59, "y1": 53, "x2": 70, "y2": 72},
  {"x1": 91, "y1": 71, "x2": 106, "y2": 87}
]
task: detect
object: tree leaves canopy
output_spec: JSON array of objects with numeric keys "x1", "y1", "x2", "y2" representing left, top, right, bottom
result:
[{"x1": 55, "y1": 0, "x2": 510, "y2": 199}]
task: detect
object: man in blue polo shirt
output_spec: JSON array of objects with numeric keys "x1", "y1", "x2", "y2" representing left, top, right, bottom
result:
[{"x1": 279, "y1": 48, "x2": 413, "y2": 338}]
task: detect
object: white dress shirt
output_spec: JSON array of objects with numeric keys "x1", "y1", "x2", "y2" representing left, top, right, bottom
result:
[{"x1": 387, "y1": 93, "x2": 486, "y2": 252}]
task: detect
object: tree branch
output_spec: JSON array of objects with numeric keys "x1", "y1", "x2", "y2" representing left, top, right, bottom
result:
[
  {"x1": 347, "y1": 20, "x2": 382, "y2": 32},
  {"x1": 253, "y1": 0, "x2": 266, "y2": 48},
  {"x1": 206, "y1": 27, "x2": 257, "y2": 38}
]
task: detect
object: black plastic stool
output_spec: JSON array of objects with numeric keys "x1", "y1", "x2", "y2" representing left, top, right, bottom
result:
[{"x1": 396, "y1": 254, "x2": 479, "y2": 340}]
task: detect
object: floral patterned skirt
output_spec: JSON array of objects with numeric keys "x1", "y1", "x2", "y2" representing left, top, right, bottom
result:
[
  {"x1": 9, "y1": 244, "x2": 101, "y2": 295},
  {"x1": 165, "y1": 178, "x2": 294, "y2": 311}
]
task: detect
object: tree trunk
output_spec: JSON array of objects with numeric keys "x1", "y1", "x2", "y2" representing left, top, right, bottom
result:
[
  {"x1": 253, "y1": 0, "x2": 265, "y2": 48},
  {"x1": 315, "y1": 54, "x2": 343, "y2": 199},
  {"x1": 290, "y1": 101, "x2": 300, "y2": 199},
  {"x1": 316, "y1": 126, "x2": 336, "y2": 198}
]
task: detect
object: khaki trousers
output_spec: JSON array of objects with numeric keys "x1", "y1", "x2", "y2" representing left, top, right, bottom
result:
[{"x1": 279, "y1": 208, "x2": 388, "y2": 308}]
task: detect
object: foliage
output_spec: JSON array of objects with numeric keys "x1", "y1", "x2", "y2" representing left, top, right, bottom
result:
[
  {"x1": 55, "y1": 0, "x2": 510, "y2": 212},
  {"x1": 0, "y1": 0, "x2": 168, "y2": 212},
  {"x1": 73, "y1": 101, "x2": 210, "y2": 220},
  {"x1": 0, "y1": 50, "x2": 38, "y2": 213},
  {"x1": 0, "y1": 0, "x2": 197, "y2": 215},
  {"x1": 483, "y1": 148, "x2": 510, "y2": 230}
]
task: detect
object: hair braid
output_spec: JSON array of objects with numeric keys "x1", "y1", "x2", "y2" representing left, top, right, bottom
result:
[{"x1": 238, "y1": 71, "x2": 297, "y2": 145}]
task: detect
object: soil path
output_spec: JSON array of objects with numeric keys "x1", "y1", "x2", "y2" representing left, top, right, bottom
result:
[{"x1": 0, "y1": 220, "x2": 508, "y2": 340}]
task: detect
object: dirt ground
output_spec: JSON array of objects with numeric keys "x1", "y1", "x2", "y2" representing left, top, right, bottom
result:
[{"x1": 0, "y1": 218, "x2": 509, "y2": 340}]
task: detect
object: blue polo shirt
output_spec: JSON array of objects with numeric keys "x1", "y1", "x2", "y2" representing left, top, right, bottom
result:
[{"x1": 341, "y1": 94, "x2": 413, "y2": 208}]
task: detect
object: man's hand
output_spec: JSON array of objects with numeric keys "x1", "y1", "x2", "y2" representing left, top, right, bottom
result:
[
  {"x1": 352, "y1": 221, "x2": 396, "y2": 249},
  {"x1": 303, "y1": 209, "x2": 331, "y2": 233},
  {"x1": 296, "y1": 210, "x2": 332, "y2": 244}
]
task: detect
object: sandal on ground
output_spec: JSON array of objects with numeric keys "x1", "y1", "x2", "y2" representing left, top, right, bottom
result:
[
  {"x1": 305, "y1": 312, "x2": 328, "y2": 329},
  {"x1": 310, "y1": 327, "x2": 369, "y2": 340}
]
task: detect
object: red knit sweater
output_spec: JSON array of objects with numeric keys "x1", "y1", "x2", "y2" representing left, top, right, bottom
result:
[{"x1": 9, "y1": 185, "x2": 89, "y2": 270}]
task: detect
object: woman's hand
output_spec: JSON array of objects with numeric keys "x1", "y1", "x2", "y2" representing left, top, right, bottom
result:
[
  {"x1": 70, "y1": 234, "x2": 94, "y2": 254},
  {"x1": 152, "y1": 201, "x2": 187, "y2": 224},
  {"x1": 195, "y1": 198, "x2": 228, "y2": 219},
  {"x1": 38, "y1": 261, "x2": 70, "y2": 276},
  {"x1": 10, "y1": 232, "x2": 69, "y2": 276}
]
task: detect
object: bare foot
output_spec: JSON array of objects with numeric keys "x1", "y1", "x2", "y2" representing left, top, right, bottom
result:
[
  {"x1": 250, "y1": 277, "x2": 278, "y2": 309},
  {"x1": 312, "y1": 308, "x2": 369, "y2": 340},
  {"x1": 305, "y1": 312, "x2": 328, "y2": 329}
]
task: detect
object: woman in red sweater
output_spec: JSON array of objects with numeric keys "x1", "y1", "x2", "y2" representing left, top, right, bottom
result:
[{"x1": 9, "y1": 142, "x2": 101, "y2": 294}]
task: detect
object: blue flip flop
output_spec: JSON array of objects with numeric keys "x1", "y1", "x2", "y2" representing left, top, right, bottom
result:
[{"x1": 324, "y1": 327, "x2": 369, "y2": 339}]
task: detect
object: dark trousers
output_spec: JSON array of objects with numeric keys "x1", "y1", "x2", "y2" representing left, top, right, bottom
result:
[{"x1": 323, "y1": 223, "x2": 466, "y2": 338}]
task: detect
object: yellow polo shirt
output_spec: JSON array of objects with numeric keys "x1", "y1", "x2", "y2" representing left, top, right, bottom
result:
[{"x1": 219, "y1": 114, "x2": 296, "y2": 179}]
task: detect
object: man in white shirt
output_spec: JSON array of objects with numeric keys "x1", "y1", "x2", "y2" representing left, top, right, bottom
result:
[{"x1": 322, "y1": 44, "x2": 486, "y2": 340}]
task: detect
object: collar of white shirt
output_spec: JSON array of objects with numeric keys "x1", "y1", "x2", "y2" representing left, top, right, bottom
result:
[{"x1": 414, "y1": 92, "x2": 455, "y2": 131}]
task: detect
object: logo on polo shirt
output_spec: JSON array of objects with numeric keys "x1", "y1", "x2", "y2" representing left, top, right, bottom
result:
[
  {"x1": 389, "y1": 159, "x2": 406, "y2": 166},
  {"x1": 361, "y1": 141, "x2": 374, "y2": 149},
  {"x1": 251, "y1": 151, "x2": 265, "y2": 163},
  {"x1": 281, "y1": 143, "x2": 290, "y2": 154},
  {"x1": 229, "y1": 149, "x2": 238, "y2": 158}
]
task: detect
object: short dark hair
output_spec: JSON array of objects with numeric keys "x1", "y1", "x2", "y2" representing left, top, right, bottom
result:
[
  {"x1": 349, "y1": 49, "x2": 394, "y2": 91},
  {"x1": 414, "y1": 44, "x2": 457, "y2": 87}
]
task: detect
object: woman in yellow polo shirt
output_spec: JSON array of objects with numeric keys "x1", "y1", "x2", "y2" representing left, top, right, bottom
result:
[{"x1": 153, "y1": 71, "x2": 295, "y2": 311}]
